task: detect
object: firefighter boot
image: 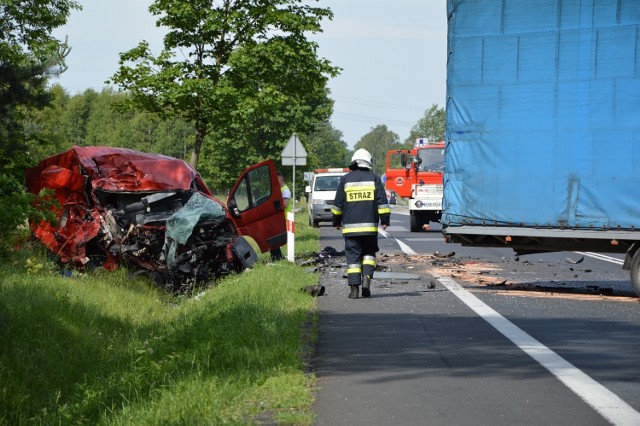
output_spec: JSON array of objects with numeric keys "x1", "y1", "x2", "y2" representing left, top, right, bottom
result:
[
  {"x1": 348, "y1": 285, "x2": 359, "y2": 299},
  {"x1": 361, "y1": 275, "x2": 371, "y2": 298}
]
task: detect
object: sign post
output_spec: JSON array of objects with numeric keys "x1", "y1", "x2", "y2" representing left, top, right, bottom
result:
[{"x1": 281, "y1": 133, "x2": 307, "y2": 262}]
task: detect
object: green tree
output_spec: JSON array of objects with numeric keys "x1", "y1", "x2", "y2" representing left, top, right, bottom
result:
[
  {"x1": 306, "y1": 121, "x2": 350, "y2": 169},
  {"x1": 404, "y1": 104, "x2": 445, "y2": 148},
  {"x1": 198, "y1": 34, "x2": 336, "y2": 191},
  {"x1": 0, "y1": 0, "x2": 80, "y2": 255},
  {"x1": 22, "y1": 84, "x2": 70, "y2": 160},
  {"x1": 0, "y1": 0, "x2": 79, "y2": 158},
  {"x1": 123, "y1": 112, "x2": 194, "y2": 158},
  {"x1": 109, "y1": 0, "x2": 338, "y2": 172},
  {"x1": 355, "y1": 125, "x2": 402, "y2": 175},
  {"x1": 27, "y1": 87, "x2": 196, "y2": 162},
  {"x1": 62, "y1": 88, "x2": 99, "y2": 146}
]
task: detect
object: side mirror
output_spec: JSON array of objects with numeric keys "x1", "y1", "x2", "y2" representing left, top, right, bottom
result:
[
  {"x1": 413, "y1": 156, "x2": 422, "y2": 170},
  {"x1": 305, "y1": 185, "x2": 311, "y2": 193},
  {"x1": 227, "y1": 199, "x2": 241, "y2": 218}
]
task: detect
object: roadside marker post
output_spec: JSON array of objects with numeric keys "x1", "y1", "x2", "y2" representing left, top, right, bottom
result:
[
  {"x1": 281, "y1": 133, "x2": 307, "y2": 262},
  {"x1": 286, "y1": 212, "x2": 295, "y2": 262}
]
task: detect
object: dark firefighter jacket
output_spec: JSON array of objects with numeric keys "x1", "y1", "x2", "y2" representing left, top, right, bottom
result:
[{"x1": 331, "y1": 168, "x2": 391, "y2": 236}]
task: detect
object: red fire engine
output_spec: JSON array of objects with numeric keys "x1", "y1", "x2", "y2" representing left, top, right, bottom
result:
[{"x1": 385, "y1": 139, "x2": 445, "y2": 232}]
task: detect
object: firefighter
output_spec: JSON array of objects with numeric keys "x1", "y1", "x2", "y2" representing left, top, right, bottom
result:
[{"x1": 332, "y1": 148, "x2": 391, "y2": 298}]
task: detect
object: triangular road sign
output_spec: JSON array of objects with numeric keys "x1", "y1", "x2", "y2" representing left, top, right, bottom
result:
[{"x1": 282, "y1": 133, "x2": 307, "y2": 165}]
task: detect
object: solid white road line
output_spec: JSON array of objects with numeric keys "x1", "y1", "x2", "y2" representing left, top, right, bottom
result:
[
  {"x1": 379, "y1": 228, "x2": 417, "y2": 255},
  {"x1": 434, "y1": 275, "x2": 640, "y2": 426},
  {"x1": 387, "y1": 214, "x2": 638, "y2": 423},
  {"x1": 394, "y1": 239, "x2": 417, "y2": 255},
  {"x1": 577, "y1": 251, "x2": 625, "y2": 265}
]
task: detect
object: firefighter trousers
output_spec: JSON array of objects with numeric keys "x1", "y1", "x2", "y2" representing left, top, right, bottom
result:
[{"x1": 344, "y1": 235, "x2": 378, "y2": 286}]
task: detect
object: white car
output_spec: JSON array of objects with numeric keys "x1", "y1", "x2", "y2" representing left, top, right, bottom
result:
[{"x1": 305, "y1": 168, "x2": 348, "y2": 228}]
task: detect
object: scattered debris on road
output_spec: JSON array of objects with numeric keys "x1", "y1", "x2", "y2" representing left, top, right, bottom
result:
[
  {"x1": 379, "y1": 252, "x2": 637, "y2": 300},
  {"x1": 565, "y1": 256, "x2": 585, "y2": 264}
]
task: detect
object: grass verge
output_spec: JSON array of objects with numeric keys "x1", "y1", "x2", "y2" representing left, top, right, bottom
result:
[{"x1": 0, "y1": 208, "x2": 320, "y2": 425}]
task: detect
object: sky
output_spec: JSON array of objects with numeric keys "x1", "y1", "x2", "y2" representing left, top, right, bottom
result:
[{"x1": 52, "y1": 1, "x2": 448, "y2": 148}]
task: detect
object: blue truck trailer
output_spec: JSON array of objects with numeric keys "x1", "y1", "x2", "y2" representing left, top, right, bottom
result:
[{"x1": 441, "y1": 0, "x2": 640, "y2": 295}]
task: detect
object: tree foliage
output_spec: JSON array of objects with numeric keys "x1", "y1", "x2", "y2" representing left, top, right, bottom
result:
[
  {"x1": 198, "y1": 34, "x2": 337, "y2": 191},
  {"x1": 21, "y1": 85, "x2": 347, "y2": 195},
  {"x1": 0, "y1": 0, "x2": 79, "y2": 158},
  {"x1": 354, "y1": 125, "x2": 402, "y2": 175},
  {"x1": 0, "y1": 0, "x2": 80, "y2": 255},
  {"x1": 305, "y1": 121, "x2": 350, "y2": 169},
  {"x1": 404, "y1": 103, "x2": 445, "y2": 148},
  {"x1": 27, "y1": 87, "x2": 195, "y2": 158},
  {"x1": 109, "y1": 0, "x2": 339, "y2": 178}
]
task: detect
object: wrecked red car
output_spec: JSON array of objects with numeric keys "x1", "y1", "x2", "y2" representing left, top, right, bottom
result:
[{"x1": 25, "y1": 146, "x2": 287, "y2": 293}]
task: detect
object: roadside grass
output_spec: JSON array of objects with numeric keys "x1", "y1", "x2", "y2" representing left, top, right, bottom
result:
[{"x1": 0, "y1": 207, "x2": 320, "y2": 425}]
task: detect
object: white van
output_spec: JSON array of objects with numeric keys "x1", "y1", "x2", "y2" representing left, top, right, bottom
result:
[{"x1": 305, "y1": 168, "x2": 349, "y2": 228}]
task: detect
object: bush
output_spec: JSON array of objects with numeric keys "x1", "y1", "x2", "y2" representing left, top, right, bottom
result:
[
  {"x1": 0, "y1": 173, "x2": 57, "y2": 259},
  {"x1": 0, "y1": 174, "x2": 33, "y2": 256}
]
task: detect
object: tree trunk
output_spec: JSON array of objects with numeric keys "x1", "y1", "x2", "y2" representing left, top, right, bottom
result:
[{"x1": 190, "y1": 126, "x2": 205, "y2": 169}]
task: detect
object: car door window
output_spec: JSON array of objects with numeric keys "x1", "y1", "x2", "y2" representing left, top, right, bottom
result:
[
  {"x1": 226, "y1": 159, "x2": 286, "y2": 253},
  {"x1": 232, "y1": 164, "x2": 273, "y2": 212}
]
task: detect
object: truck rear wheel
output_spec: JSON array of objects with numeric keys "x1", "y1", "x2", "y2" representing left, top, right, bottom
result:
[
  {"x1": 631, "y1": 249, "x2": 640, "y2": 297},
  {"x1": 410, "y1": 213, "x2": 418, "y2": 232},
  {"x1": 410, "y1": 212, "x2": 425, "y2": 232}
]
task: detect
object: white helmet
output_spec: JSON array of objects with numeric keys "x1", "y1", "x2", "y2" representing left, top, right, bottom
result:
[{"x1": 350, "y1": 148, "x2": 372, "y2": 170}]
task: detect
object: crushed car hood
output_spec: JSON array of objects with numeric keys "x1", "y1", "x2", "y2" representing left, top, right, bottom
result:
[{"x1": 25, "y1": 146, "x2": 212, "y2": 194}]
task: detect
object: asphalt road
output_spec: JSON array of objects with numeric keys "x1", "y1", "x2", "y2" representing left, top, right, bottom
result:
[
  {"x1": 312, "y1": 209, "x2": 640, "y2": 426},
  {"x1": 387, "y1": 208, "x2": 636, "y2": 298}
]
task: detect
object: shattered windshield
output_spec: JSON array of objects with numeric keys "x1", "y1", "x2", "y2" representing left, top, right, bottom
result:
[{"x1": 164, "y1": 193, "x2": 226, "y2": 268}]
